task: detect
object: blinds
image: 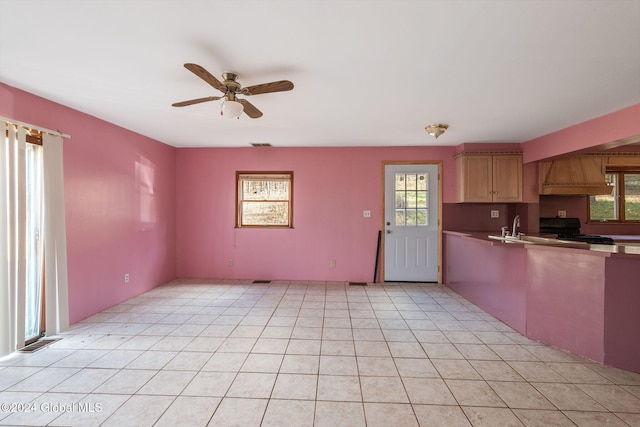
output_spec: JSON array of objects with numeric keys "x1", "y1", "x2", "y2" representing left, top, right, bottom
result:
[{"x1": 238, "y1": 173, "x2": 291, "y2": 181}]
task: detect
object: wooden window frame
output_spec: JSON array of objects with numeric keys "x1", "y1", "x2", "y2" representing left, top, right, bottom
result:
[
  {"x1": 588, "y1": 167, "x2": 640, "y2": 224},
  {"x1": 236, "y1": 171, "x2": 293, "y2": 228}
]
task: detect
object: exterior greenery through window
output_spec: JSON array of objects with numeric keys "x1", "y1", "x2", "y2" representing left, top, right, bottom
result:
[
  {"x1": 394, "y1": 173, "x2": 429, "y2": 226},
  {"x1": 236, "y1": 172, "x2": 293, "y2": 227},
  {"x1": 589, "y1": 171, "x2": 640, "y2": 222}
]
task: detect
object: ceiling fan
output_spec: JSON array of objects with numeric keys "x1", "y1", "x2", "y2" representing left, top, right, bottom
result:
[{"x1": 172, "y1": 63, "x2": 294, "y2": 119}]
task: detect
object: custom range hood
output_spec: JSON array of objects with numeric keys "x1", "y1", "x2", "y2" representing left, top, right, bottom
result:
[{"x1": 538, "y1": 156, "x2": 613, "y2": 195}]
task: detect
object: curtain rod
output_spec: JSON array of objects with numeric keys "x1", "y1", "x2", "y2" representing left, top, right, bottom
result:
[{"x1": 1, "y1": 115, "x2": 71, "y2": 139}]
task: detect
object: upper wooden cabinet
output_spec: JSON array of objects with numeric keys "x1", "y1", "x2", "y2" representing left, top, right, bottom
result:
[{"x1": 456, "y1": 153, "x2": 523, "y2": 203}]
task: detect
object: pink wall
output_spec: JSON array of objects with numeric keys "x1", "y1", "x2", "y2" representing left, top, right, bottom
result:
[
  {"x1": 522, "y1": 103, "x2": 640, "y2": 163},
  {"x1": 176, "y1": 146, "x2": 459, "y2": 282},
  {"x1": 1, "y1": 83, "x2": 177, "y2": 323}
]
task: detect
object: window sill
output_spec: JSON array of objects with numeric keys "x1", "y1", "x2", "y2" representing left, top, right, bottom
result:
[{"x1": 235, "y1": 226, "x2": 295, "y2": 229}]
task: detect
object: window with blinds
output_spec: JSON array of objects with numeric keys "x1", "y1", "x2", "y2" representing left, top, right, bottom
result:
[{"x1": 236, "y1": 172, "x2": 293, "y2": 227}]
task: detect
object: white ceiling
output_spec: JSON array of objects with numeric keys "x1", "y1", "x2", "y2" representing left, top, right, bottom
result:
[{"x1": 2, "y1": 0, "x2": 639, "y2": 148}]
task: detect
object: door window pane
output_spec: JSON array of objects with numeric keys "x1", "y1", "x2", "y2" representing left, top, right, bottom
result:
[
  {"x1": 394, "y1": 173, "x2": 429, "y2": 226},
  {"x1": 406, "y1": 191, "x2": 417, "y2": 208},
  {"x1": 406, "y1": 210, "x2": 417, "y2": 225},
  {"x1": 406, "y1": 174, "x2": 417, "y2": 190},
  {"x1": 417, "y1": 191, "x2": 427, "y2": 208},
  {"x1": 416, "y1": 174, "x2": 427, "y2": 190},
  {"x1": 416, "y1": 209, "x2": 428, "y2": 225}
]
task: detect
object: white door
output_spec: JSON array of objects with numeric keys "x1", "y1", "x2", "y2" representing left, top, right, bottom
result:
[{"x1": 384, "y1": 164, "x2": 439, "y2": 282}]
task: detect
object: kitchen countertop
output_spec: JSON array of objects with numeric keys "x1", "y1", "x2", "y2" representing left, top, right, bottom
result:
[{"x1": 443, "y1": 230, "x2": 640, "y2": 257}]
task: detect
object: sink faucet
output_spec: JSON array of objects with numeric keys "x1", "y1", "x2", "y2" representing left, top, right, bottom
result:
[{"x1": 512, "y1": 215, "x2": 520, "y2": 238}]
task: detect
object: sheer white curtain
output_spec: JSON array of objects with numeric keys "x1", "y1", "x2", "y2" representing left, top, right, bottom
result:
[
  {"x1": 1, "y1": 122, "x2": 26, "y2": 356},
  {"x1": 1, "y1": 121, "x2": 69, "y2": 358},
  {"x1": 0, "y1": 124, "x2": 7, "y2": 356},
  {"x1": 42, "y1": 133, "x2": 69, "y2": 336}
]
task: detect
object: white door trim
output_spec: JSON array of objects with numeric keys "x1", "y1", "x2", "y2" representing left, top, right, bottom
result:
[{"x1": 380, "y1": 161, "x2": 442, "y2": 284}]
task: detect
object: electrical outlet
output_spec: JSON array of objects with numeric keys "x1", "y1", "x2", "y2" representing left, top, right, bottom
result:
[
  {"x1": 490, "y1": 210, "x2": 499, "y2": 218},
  {"x1": 363, "y1": 210, "x2": 371, "y2": 218},
  {"x1": 558, "y1": 210, "x2": 567, "y2": 218},
  {"x1": 330, "y1": 260, "x2": 336, "y2": 268},
  {"x1": 227, "y1": 259, "x2": 233, "y2": 266},
  {"x1": 124, "y1": 274, "x2": 129, "y2": 283}
]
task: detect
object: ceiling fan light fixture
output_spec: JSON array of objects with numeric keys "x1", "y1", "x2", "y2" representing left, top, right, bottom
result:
[
  {"x1": 425, "y1": 123, "x2": 449, "y2": 139},
  {"x1": 221, "y1": 100, "x2": 244, "y2": 119}
]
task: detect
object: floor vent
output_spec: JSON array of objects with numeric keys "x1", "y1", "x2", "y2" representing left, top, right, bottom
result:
[
  {"x1": 19, "y1": 338, "x2": 60, "y2": 353},
  {"x1": 252, "y1": 280, "x2": 271, "y2": 284},
  {"x1": 349, "y1": 281, "x2": 368, "y2": 286}
]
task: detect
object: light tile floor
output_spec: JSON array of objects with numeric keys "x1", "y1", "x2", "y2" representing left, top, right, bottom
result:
[{"x1": 1, "y1": 279, "x2": 640, "y2": 426}]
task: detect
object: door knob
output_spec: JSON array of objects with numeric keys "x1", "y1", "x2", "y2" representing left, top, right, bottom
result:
[
  {"x1": 386, "y1": 221, "x2": 391, "y2": 226},
  {"x1": 386, "y1": 230, "x2": 391, "y2": 234}
]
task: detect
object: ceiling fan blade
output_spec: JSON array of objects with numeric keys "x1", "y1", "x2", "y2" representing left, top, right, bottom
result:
[
  {"x1": 243, "y1": 80, "x2": 294, "y2": 95},
  {"x1": 184, "y1": 63, "x2": 226, "y2": 92},
  {"x1": 238, "y1": 99, "x2": 263, "y2": 118},
  {"x1": 172, "y1": 96, "x2": 222, "y2": 107}
]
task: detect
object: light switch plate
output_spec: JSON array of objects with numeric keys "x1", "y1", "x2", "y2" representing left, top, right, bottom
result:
[
  {"x1": 558, "y1": 210, "x2": 567, "y2": 218},
  {"x1": 490, "y1": 210, "x2": 499, "y2": 218}
]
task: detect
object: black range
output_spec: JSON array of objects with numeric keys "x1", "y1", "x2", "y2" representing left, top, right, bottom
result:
[{"x1": 539, "y1": 217, "x2": 615, "y2": 245}]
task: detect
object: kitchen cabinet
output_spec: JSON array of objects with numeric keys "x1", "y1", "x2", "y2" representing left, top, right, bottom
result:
[{"x1": 456, "y1": 153, "x2": 522, "y2": 202}]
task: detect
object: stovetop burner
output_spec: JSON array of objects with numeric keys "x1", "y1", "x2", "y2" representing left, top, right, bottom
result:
[{"x1": 540, "y1": 217, "x2": 615, "y2": 245}]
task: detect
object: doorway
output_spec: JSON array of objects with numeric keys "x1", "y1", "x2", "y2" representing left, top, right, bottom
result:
[{"x1": 383, "y1": 162, "x2": 441, "y2": 282}]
